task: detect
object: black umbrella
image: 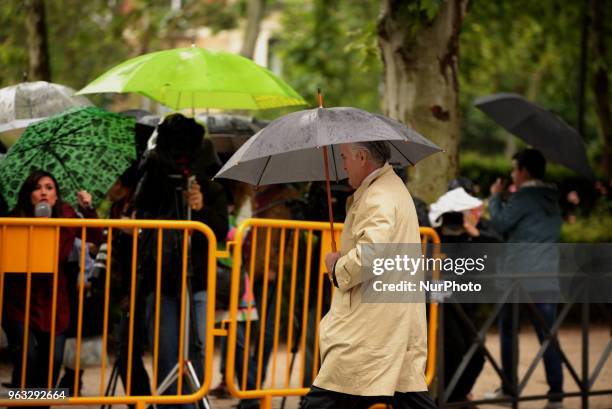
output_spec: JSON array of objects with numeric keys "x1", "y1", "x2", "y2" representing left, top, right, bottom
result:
[
  {"x1": 475, "y1": 93, "x2": 593, "y2": 178},
  {"x1": 132, "y1": 113, "x2": 264, "y2": 154}
]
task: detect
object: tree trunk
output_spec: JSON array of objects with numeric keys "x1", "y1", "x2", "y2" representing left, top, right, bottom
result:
[
  {"x1": 378, "y1": 0, "x2": 468, "y2": 203},
  {"x1": 25, "y1": 0, "x2": 51, "y2": 81},
  {"x1": 591, "y1": 0, "x2": 612, "y2": 177},
  {"x1": 240, "y1": 0, "x2": 266, "y2": 59}
]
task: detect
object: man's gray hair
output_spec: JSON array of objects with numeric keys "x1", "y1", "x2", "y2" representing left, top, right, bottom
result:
[{"x1": 352, "y1": 141, "x2": 391, "y2": 165}]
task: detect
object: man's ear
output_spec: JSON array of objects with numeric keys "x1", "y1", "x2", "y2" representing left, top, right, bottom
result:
[{"x1": 358, "y1": 150, "x2": 367, "y2": 162}]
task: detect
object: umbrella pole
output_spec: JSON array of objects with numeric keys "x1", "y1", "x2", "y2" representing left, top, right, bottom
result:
[
  {"x1": 322, "y1": 146, "x2": 337, "y2": 253},
  {"x1": 318, "y1": 89, "x2": 337, "y2": 253}
]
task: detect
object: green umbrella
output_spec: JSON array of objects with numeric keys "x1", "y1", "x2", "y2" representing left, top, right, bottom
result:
[
  {"x1": 76, "y1": 46, "x2": 307, "y2": 110},
  {"x1": 0, "y1": 106, "x2": 136, "y2": 210}
]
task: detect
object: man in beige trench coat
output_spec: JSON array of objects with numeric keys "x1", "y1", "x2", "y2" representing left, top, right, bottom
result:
[{"x1": 301, "y1": 142, "x2": 437, "y2": 409}]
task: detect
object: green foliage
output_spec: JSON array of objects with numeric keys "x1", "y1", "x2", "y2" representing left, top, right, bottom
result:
[
  {"x1": 178, "y1": 0, "x2": 240, "y2": 33},
  {"x1": 458, "y1": 151, "x2": 512, "y2": 194},
  {"x1": 561, "y1": 211, "x2": 612, "y2": 242},
  {"x1": 393, "y1": 0, "x2": 443, "y2": 24},
  {"x1": 1, "y1": 0, "x2": 609, "y2": 180},
  {"x1": 274, "y1": 0, "x2": 382, "y2": 111},
  {"x1": 422, "y1": 0, "x2": 443, "y2": 20},
  {"x1": 0, "y1": 1, "x2": 28, "y2": 85},
  {"x1": 0, "y1": 0, "x2": 237, "y2": 92}
]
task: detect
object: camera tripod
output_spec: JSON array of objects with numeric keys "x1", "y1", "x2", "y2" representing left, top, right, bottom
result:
[
  {"x1": 102, "y1": 175, "x2": 210, "y2": 409},
  {"x1": 155, "y1": 286, "x2": 210, "y2": 409},
  {"x1": 102, "y1": 290, "x2": 210, "y2": 409}
]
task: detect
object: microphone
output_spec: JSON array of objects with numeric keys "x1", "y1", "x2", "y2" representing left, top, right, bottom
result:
[{"x1": 34, "y1": 202, "x2": 52, "y2": 218}]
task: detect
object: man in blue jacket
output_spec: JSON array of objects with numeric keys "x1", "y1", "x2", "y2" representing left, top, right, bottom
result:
[{"x1": 487, "y1": 149, "x2": 564, "y2": 409}]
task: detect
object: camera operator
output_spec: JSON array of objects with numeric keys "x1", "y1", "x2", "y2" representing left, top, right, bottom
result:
[{"x1": 132, "y1": 113, "x2": 228, "y2": 407}]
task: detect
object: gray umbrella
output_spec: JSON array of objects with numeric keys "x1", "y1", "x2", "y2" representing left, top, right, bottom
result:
[
  {"x1": 214, "y1": 106, "x2": 442, "y2": 185},
  {"x1": 0, "y1": 81, "x2": 93, "y2": 129},
  {"x1": 215, "y1": 106, "x2": 442, "y2": 252},
  {"x1": 0, "y1": 81, "x2": 93, "y2": 148},
  {"x1": 475, "y1": 93, "x2": 593, "y2": 178}
]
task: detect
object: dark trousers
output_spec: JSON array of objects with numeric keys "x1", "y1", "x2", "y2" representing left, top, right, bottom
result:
[
  {"x1": 444, "y1": 304, "x2": 484, "y2": 402},
  {"x1": 254, "y1": 277, "x2": 278, "y2": 385},
  {"x1": 57, "y1": 368, "x2": 84, "y2": 396},
  {"x1": 3, "y1": 321, "x2": 66, "y2": 409},
  {"x1": 499, "y1": 303, "x2": 564, "y2": 400},
  {"x1": 117, "y1": 311, "x2": 152, "y2": 398},
  {"x1": 301, "y1": 386, "x2": 437, "y2": 409}
]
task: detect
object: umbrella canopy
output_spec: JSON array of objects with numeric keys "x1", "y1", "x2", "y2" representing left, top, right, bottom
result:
[
  {"x1": 120, "y1": 108, "x2": 153, "y2": 121},
  {"x1": 214, "y1": 106, "x2": 442, "y2": 185},
  {"x1": 475, "y1": 93, "x2": 593, "y2": 178},
  {"x1": 197, "y1": 114, "x2": 268, "y2": 154},
  {"x1": 0, "y1": 81, "x2": 93, "y2": 143},
  {"x1": 0, "y1": 107, "x2": 136, "y2": 210},
  {"x1": 76, "y1": 46, "x2": 307, "y2": 110},
  {"x1": 136, "y1": 112, "x2": 266, "y2": 154}
]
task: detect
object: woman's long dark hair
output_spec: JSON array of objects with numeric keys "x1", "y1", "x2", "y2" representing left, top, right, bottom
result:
[{"x1": 12, "y1": 170, "x2": 64, "y2": 217}]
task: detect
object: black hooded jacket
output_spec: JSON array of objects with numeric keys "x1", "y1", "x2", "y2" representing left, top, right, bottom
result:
[{"x1": 134, "y1": 148, "x2": 228, "y2": 295}]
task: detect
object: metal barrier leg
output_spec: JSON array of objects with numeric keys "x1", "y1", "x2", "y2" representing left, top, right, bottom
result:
[
  {"x1": 582, "y1": 302, "x2": 590, "y2": 409},
  {"x1": 260, "y1": 395, "x2": 273, "y2": 409},
  {"x1": 511, "y1": 301, "x2": 520, "y2": 409},
  {"x1": 437, "y1": 302, "x2": 446, "y2": 409}
]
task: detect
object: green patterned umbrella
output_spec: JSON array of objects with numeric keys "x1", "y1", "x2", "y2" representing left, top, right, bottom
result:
[{"x1": 0, "y1": 106, "x2": 136, "y2": 210}]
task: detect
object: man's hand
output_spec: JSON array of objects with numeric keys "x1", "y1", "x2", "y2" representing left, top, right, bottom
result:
[
  {"x1": 325, "y1": 252, "x2": 341, "y2": 282},
  {"x1": 188, "y1": 180, "x2": 204, "y2": 211},
  {"x1": 490, "y1": 178, "x2": 504, "y2": 195}
]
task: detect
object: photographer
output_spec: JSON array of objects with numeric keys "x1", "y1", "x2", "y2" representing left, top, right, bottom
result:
[{"x1": 133, "y1": 114, "x2": 228, "y2": 407}]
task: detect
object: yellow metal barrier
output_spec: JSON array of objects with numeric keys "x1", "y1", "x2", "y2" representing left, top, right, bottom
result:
[
  {"x1": 225, "y1": 218, "x2": 441, "y2": 408},
  {"x1": 0, "y1": 216, "x2": 441, "y2": 408},
  {"x1": 420, "y1": 226, "x2": 441, "y2": 387},
  {"x1": 0, "y1": 217, "x2": 218, "y2": 407}
]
